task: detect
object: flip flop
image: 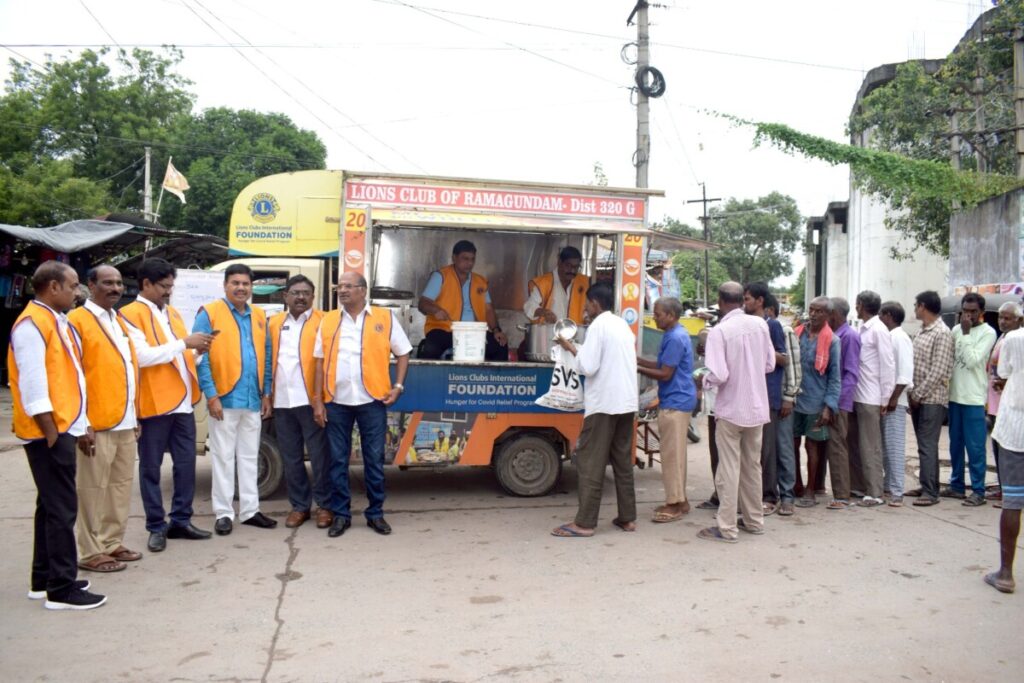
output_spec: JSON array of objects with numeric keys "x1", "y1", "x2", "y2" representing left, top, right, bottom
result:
[
  {"x1": 696, "y1": 500, "x2": 719, "y2": 510},
  {"x1": 551, "y1": 524, "x2": 594, "y2": 538},
  {"x1": 795, "y1": 497, "x2": 817, "y2": 508},
  {"x1": 612, "y1": 518, "x2": 637, "y2": 532},
  {"x1": 109, "y1": 546, "x2": 143, "y2": 562},
  {"x1": 697, "y1": 526, "x2": 737, "y2": 544},
  {"x1": 984, "y1": 572, "x2": 1015, "y2": 594},
  {"x1": 78, "y1": 554, "x2": 127, "y2": 573},
  {"x1": 652, "y1": 510, "x2": 683, "y2": 523}
]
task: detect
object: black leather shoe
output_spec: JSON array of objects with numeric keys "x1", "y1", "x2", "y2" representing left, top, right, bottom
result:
[
  {"x1": 327, "y1": 516, "x2": 351, "y2": 537},
  {"x1": 214, "y1": 518, "x2": 233, "y2": 536},
  {"x1": 167, "y1": 523, "x2": 212, "y2": 540},
  {"x1": 367, "y1": 517, "x2": 392, "y2": 535},
  {"x1": 147, "y1": 531, "x2": 167, "y2": 552},
  {"x1": 241, "y1": 511, "x2": 278, "y2": 529}
]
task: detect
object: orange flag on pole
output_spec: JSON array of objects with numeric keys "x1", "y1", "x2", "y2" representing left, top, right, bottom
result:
[{"x1": 162, "y1": 160, "x2": 190, "y2": 204}]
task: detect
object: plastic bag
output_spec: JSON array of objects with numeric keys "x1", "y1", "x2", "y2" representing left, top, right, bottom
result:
[{"x1": 535, "y1": 346, "x2": 584, "y2": 412}]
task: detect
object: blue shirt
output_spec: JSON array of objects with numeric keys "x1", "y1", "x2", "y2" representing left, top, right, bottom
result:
[
  {"x1": 422, "y1": 271, "x2": 492, "y2": 322},
  {"x1": 656, "y1": 323, "x2": 697, "y2": 412},
  {"x1": 766, "y1": 317, "x2": 786, "y2": 410},
  {"x1": 795, "y1": 330, "x2": 841, "y2": 414},
  {"x1": 193, "y1": 299, "x2": 273, "y2": 411}
]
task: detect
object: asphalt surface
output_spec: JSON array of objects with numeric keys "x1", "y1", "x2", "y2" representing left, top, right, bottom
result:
[{"x1": 0, "y1": 390, "x2": 1021, "y2": 682}]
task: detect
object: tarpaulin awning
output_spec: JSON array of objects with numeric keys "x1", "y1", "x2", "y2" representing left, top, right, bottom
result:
[{"x1": 0, "y1": 220, "x2": 136, "y2": 252}]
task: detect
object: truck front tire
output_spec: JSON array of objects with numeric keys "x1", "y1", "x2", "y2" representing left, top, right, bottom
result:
[{"x1": 494, "y1": 435, "x2": 561, "y2": 497}]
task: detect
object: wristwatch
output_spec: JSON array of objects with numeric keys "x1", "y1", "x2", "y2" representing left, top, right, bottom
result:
[{"x1": 394, "y1": 383, "x2": 405, "y2": 393}]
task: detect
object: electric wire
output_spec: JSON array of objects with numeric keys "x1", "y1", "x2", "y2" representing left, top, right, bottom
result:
[{"x1": 78, "y1": 0, "x2": 121, "y2": 48}]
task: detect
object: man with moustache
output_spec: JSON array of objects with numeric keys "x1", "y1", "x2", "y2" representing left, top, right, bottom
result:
[
  {"x1": 67, "y1": 265, "x2": 144, "y2": 573},
  {"x1": 193, "y1": 264, "x2": 275, "y2": 535},
  {"x1": 267, "y1": 275, "x2": 330, "y2": 529},
  {"x1": 523, "y1": 246, "x2": 590, "y2": 324},
  {"x1": 10, "y1": 261, "x2": 105, "y2": 609},
  {"x1": 313, "y1": 271, "x2": 411, "y2": 537},
  {"x1": 121, "y1": 258, "x2": 214, "y2": 553}
]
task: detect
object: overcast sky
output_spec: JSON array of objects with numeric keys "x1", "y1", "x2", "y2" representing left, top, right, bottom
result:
[{"x1": 0, "y1": 0, "x2": 991, "y2": 282}]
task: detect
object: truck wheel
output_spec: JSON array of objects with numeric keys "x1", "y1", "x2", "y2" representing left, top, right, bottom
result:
[
  {"x1": 495, "y1": 435, "x2": 561, "y2": 497},
  {"x1": 257, "y1": 435, "x2": 284, "y2": 499}
]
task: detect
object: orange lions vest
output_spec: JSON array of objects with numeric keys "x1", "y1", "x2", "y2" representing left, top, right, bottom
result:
[
  {"x1": 269, "y1": 309, "x2": 324, "y2": 403},
  {"x1": 320, "y1": 307, "x2": 394, "y2": 402},
  {"x1": 528, "y1": 272, "x2": 590, "y2": 324},
  {"x1": 120, "y1": 300, "x2": 201, "y2": 418},
  {"x1": 202, "y1": 299, "x2": 267, "y2": 399},
  {"x1": 8, "y1": 301, "x2": 85, "y2": 440},
  {"x1": 423, "y1": 265, "x2": 488, "y2": 334},
  {"x1": 67, "y1": 306, "x2": 140, "y2": 432}
]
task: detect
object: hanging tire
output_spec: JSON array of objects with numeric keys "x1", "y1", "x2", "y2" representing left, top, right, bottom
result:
[{"x1": 494, "y1": 435, "x2": 562, "y2": 497}]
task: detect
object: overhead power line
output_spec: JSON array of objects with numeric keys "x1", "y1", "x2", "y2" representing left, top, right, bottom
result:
[{"x1": 78, "y1": 0, "x2": 121, "y2": 48}]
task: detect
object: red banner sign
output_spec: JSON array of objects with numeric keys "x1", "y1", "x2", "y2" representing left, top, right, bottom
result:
[{"x1": 345, "y1": 181, "x2": 645, "y2": 220}]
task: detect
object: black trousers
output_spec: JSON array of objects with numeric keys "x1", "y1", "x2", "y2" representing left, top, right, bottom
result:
[
  {"x1": 418, "y1": 329, "x2": 509, "y2": 361},
  {"x1": 25, "y1": 433, "x2": 79, "y2": 597}
]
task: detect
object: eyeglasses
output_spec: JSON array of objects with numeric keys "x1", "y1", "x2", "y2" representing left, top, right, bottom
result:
[{"x1": 286, "y1": 290, "x2": 314, "y2": 298}]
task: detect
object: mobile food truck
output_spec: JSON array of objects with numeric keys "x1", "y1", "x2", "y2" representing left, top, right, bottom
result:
[{"x1": 205, "y1": 170, "x2": 711, "y2": 497}]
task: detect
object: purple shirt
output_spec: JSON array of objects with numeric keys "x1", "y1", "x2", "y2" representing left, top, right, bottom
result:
[
  {"x1": 835, "y1": 322, "x2": 861, "y2": 412},
  {"x1": 703, "y1": 308, "x2": 776, "y2": 427}
]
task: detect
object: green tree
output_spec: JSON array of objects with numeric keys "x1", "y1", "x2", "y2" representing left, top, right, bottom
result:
[
  {"x1": 157, "y1": 108, "x2": 327, "y2": 236},
  {"x1": 789, "y1": 267, "x2": 806, "y2": 311},
  {"x1": 706, "y1": 192, "x2": 802, "y2": 284}
]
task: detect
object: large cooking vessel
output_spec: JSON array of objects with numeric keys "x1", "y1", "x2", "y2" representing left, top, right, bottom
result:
[{"x1": 517, "y1": 322, "x2": 588, "y2": 362}]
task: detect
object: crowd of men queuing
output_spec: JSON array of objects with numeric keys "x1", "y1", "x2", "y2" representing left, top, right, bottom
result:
[{"x1": 8, "y1": 252, "x2": 1023, "y2": 611}]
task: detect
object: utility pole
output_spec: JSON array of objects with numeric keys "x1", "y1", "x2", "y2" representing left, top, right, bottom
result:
[
  {"x1": 686, "y1": 184, "x2": 721, "y2": 305},
  {"x1": 143, "y1": 145, "x2": 153, "y2": 222},
  {"x1": 1014, "y1": 27, "x2": 1024, "y2": 178},
  {"x1": 634, "y1": 1, "x2": 650, "y2": 189}
]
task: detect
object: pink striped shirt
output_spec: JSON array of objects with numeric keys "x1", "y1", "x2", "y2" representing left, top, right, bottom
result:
[{"x1": 703, "y1": 308, "x2": 776, "y2": 427}]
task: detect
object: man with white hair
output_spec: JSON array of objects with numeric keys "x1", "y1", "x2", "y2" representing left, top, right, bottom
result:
[{"x1": 987, "y1": 301, "x2": 1024, "y2": 507}]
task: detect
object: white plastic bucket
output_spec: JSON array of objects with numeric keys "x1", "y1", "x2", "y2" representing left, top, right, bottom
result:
[{"x1": 451, "y1": 321, "x2": 488, "y2": 362}]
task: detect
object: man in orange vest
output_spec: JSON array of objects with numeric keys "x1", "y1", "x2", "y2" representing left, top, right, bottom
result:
[
  {"x1": 312, "y1": 271, "x2": 411, "y2": 537},
  {"x1": 417, "y1": 240, "x2": 508, "y2": 360},
  {"x1": 523, "y1": 246, "x2": 590, "y2": 325},
  {"x1": 67, "y1": 265, "x2": 144, "y2": 574},
  {"x1": 121, "y1": 258, "x2": 215, "y2": 553},
  {"x1": 267, "y1": 274, "x2": 331, "y2": 529},
  {"x1": 193, "y1": 264, "x2": 275, "y2": 536},
  {"x1": 9, "y1": 261, "x2": 106, "y2": 610}
]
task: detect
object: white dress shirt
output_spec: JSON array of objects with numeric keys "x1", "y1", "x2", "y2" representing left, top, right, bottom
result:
[
  {"x1": 313, "y1": 305, "x2": 412, "y2": 406},
  {"x1": 11, "y1": 300, "x2": 89, "y2": 438},
  {"x1": 854, "y1": 315, "x2": 896, "y2": 406},
  {"x1": 273, "y1": 309, "x2": 315, "y2": 409},
  {"x1": 993, "y1": 329, "x2": 1024, "y2": 451},
  {"x1": 83, "y1": 299, "x2": 137, "y2": 431},
  {"x1": 523, "y1": 276, "x2": 571, "y2": 320},
  {"x1": 890, "y1": 326, "x2": 914, "y2": 408},
  {"x1": 128, "y1": 295, "x2": 194, "y2": 415},
  {"x1": 575, "y1": 310, "x2": 638, "y2": 417}
]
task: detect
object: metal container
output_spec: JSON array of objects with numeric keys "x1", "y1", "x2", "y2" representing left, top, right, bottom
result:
[{"x1": 516, "y1": 322, "x2": 588, "y2": 362}]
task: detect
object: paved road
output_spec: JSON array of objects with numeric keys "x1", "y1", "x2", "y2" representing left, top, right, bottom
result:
[{"x1": 0, "y1": 392, "x2": 1021, "y2": 682}]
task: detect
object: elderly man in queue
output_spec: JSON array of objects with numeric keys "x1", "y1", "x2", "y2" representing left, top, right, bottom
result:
[
  {"x1": 792, "y1": 297, "x2": 842, "y2": 510},
  {"x1": 767, "y1": 295, "x2": 801, "y2": 515},
  {"x1": 313, "y1": 271, "x2": 411, "y2": 537},
  {"x1": 851, "y1": 290, "x2": 896, "y2": 508},
  {"x1": 987, "y1": 302, "x2": 1024, "y2": 507},
  {"x1": 986, "y1": 324, "x2": 1024, "y2": 594},
  {"x1": 194, "y1": 264, "x2": 275, "y2": 536},
  {"x1": 66, "y1": 266, "x2": 144, "y2": 574},
  {"x1": 905, "y1": 290, "x2": 955, "y2": 506},
  {"x1": 417, "y1": 240, "x2": 508, "y2": 361},
  {"x1": 637, "y1": 297, "x2": 696, "y2": 522},
  {"x1": 878, "y1": 302, "x2": 915, "y2": 506},
  {"x1": 120, "y1": 258, "x2": 214, "y2": 553},
  {"x1": 267, "y1": 275, "x2": 330, "y2": 529},
  {"x1": 946, "y1": 292, "x2": 997, "y2": 507},
  {"x1": 551, "y1": 282, "x2": 638, "y2": 537},
  {"x1": 10, "y1": 261, "x2": 106, "y2": 609},
  {"x1": 523, "y1": 245, "x2": 590, "y2": 325},
  {"x1": 697, "y1": 282, "x2": 775, "y2": 543}
]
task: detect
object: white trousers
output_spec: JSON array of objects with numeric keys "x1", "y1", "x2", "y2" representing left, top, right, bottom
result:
[{"x1": 208, "y1": 408, "x2": 262, "y2": 521}]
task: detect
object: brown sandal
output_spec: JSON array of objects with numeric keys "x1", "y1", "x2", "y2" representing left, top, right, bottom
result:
[
  {"x1": 109, "y1": 546, "x2": 143, "y2": 562},
  {"x1": 78, "y1": 554, "x2": 127, "y2": 573}
]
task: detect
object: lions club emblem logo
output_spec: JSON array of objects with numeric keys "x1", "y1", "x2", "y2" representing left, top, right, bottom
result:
[
  {"x1": 374, "y1": 323, "x2": 384, "y2": 334},
  {"x1": 249, "y1": 193, "x2": 280, "y2": 223}
]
